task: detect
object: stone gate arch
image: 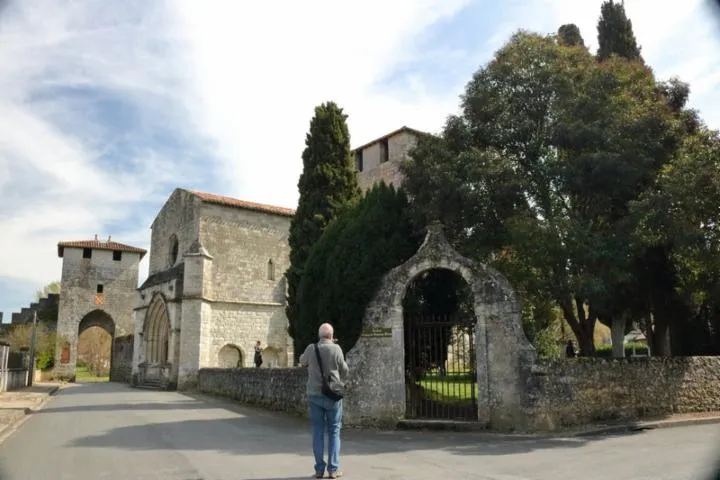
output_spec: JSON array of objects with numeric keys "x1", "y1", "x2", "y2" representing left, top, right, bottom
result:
[{"x1": 344, "y1": 222, "x2": 537, "y2": 430}]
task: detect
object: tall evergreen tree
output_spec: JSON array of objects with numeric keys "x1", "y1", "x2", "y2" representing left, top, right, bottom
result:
[
  {"x1": 597, "y1": 0, "x2": 642, "y2": 62},
  {"x1": 286, "y1": 102, "x2": 361, "y2": 357}
]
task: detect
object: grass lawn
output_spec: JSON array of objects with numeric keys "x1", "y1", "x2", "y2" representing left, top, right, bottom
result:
[
  {"x1": 417, "y1": 371, "x2": 476, "y2": 403},
  {"x1": 75, "y1": 365, "x2": 109, "y2": 383}
]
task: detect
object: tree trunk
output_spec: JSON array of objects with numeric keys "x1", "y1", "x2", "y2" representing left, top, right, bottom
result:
[
  {"x1": 610, "y1": 316, "x2": 626, "y2": 358},
  {"x1": 559, "y1": 297, "x2": 597, "y2": 356},
  {"x1": 652, "y1": 313, "x2": 671, "y2": 357}
]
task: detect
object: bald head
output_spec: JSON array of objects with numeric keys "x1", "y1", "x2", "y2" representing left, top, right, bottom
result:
[{"x1": 318, "y1": 323, "x2": 334, "y2": 340}]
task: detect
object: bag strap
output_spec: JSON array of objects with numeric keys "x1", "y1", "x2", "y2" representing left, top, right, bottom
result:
[{"x1": 313, "y1": 343, "x2": 326, "y2": 377}]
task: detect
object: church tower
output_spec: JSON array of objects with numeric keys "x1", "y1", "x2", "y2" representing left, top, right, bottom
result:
[{"x1": 54, "y1": 235, "x2": 146, "y2": 381}]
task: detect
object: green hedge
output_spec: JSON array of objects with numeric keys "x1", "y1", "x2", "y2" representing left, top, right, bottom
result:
[
  {"x1": 596, "y1": 342, "x2": 649, "y2": 357},
  {"x1": 294, "y1": 182, "x2": 422, "y2": 354}
]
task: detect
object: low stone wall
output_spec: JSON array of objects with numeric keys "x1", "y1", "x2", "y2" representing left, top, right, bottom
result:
[
  {"x1": 198, "y1": 368, "x2": 308, "y2": 417},
  {"x1": 529, "y1": 356, "x2": 720, "y2": 430},
  {"x1": 197, "y1": 358, "x2": 720, "y2": 432}
]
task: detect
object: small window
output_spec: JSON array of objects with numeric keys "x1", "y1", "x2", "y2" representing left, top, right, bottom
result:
[
  {"x1": 355, "y1": 150, "x2": 363, "y2": 172},
  {"x1": 267, "y1": 259, "x2": 275, "y2": 281},
  {"x1": 380, "y1": 138, "x2": 389, "y2": 163},
  {"x1": 96, "y1": 284, "x2": 104, "y2": 294},
  {"x1": 169, "y1": 235, "x2": 179, "y2": 266},
  {"x1": 112, "y1": 250, "x2": 122, "y2": 261},
  {"x1": 82, "y1": 248, "x2": 92, "y2": 259}
]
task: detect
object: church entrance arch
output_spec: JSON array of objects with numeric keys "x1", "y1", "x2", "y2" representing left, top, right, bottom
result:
[
  {"x1": 140, "y1": 294, "x2": 171, "y2": 385},
  {"x1": 344, "y1": 223, "x2": 537, "y2": 430},
  {"x1": 77, "y1": 310, "x2": 115, "y2": 381}
]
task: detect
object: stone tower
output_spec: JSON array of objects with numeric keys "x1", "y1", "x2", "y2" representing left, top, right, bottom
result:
[{"x1": 54, "y1": 236, "x2": 146, "y2": 380}]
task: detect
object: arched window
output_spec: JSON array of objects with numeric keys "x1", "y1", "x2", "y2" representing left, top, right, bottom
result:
[
  {"x1": 168, "y1": 235, "x2": 179, "y2": 267},
  {"x1": 267, "y1": 259, "x2": 275, "y2": 281}
]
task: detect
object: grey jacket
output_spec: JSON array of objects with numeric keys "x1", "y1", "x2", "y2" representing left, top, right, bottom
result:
[{"x1": 298, "y1": 339, "x2": 349, "y2": 397}]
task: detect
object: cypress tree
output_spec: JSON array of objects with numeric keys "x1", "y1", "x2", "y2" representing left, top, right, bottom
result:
[
  {"x1": 597, "y1": 0, "x2": 642, "y2": 62},
  {"x1": 286, "y1": 102, "x2": 361, "y2": 358}
]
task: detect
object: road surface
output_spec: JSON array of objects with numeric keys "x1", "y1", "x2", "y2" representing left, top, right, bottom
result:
[{"x1": 0, "y1": 382, "x2": 718, "y2": 479}]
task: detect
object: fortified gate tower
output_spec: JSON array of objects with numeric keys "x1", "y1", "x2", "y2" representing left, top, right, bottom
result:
[{"x1": 53, "y1": 236, "x2": 146, "y2": 381}]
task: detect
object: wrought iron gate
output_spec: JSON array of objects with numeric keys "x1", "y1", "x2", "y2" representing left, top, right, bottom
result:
[{"x1": 404, "y1": 314, "x2": 478, "y2": 421}]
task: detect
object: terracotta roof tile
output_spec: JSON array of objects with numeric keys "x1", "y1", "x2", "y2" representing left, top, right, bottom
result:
[
  {"x1": 189, "y1": 190, "x2": 295, "y2": 217},
  {"x1": 57, "y1": 240, "x2": 147, "y2": 258}
]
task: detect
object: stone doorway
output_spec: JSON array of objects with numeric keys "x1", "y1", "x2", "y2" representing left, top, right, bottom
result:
[
  {"x1": 138, "y1": 293, "x2": 171, "y2": 388},
  {"x1": 344, "y1": 223, "x2": 538, "y2": 430},
  {"x1": 77, "y1": 310, "x2": 115, "y2": 381}
]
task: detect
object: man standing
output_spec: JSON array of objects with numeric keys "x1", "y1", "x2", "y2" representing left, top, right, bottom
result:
[{"x1": 299, "y1": 323, "x2": 349, "y2": 479}]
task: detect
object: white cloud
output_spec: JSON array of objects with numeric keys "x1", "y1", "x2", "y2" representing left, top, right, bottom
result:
[{"x1": 169, "y1": 0, "x2": 474, "y2": 209}]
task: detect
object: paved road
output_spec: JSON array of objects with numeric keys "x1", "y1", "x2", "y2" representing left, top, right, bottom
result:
[{"x1": 0, "y1": 382, "x2": 718, "y2": 480}]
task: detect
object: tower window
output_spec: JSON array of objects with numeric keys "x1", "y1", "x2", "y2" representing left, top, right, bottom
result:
[
  {"x1": 355, "y1": 150, "x2": 363, "y2": 172},
  {"x1": 82, "y1": 248, "x2": 92, "y2": 259},
  {"x1": 267, "y1": 259, "x2": 275, "y2": 281},
  {"x1": 380, "y1": 138, "x2": 389, "y2": 163},
  {"x1": 112, "y1": 250, "x2": 122, "y2": 261},
  {"x1": 96, "y1": 284, "x2": 104, "y2": 294}
]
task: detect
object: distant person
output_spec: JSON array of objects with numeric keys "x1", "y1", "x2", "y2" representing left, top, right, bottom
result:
[
  {"x1": 566, "y1": 340, "x2": 577, "y2": 358},
  {"x1": 254, "y1": 340, "x2": 263, "y2": 368},
  {"x1": 299, "y1": 323, "x2": 349, "y2": 479}
]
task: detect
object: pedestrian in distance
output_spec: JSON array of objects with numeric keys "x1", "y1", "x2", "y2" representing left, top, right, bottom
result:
[
  {"x1": 254, "y1": 340, "x2": 264, "y2": 368},
  {"x1": 299, "y1": 323, "x2": 349, "y2": 479}
]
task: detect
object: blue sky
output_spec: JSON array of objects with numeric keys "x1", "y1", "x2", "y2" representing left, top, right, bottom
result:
[{"x1": 1, "y1": 0, "x2": 719, "y2": 320}]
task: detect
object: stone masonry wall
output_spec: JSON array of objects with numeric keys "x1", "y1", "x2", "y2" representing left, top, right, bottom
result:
[
  {"x1": 199, "y1": 203, "x2": 291, "y2": 305},
  {"x1": 529, "y1": 356, "x2": 720, "y2": 430},
  {"x1": 209, "y1": 304, "x2": 291, "y2": 368},
  {"x1": 148, "y1": 189, "x2": 200, "y2": 275},
  {"x1": 198, "y1": 367, "x2": 307, "y2": 416},
  {"x1": 356, "y1": 129, "x2": 417, "y2": 192}
]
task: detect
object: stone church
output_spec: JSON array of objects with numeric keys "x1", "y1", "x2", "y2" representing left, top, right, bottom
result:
[{"x1": 132, "y1": 189, "x2": 296, "y2": 389}]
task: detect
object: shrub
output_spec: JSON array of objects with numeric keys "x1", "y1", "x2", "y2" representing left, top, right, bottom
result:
[
  {"x1": 294, "y1": 182, "x2": 423, "y2": 354},
  {"x1": 596, "y1": 342, "x2": 649, "y2": 357}
]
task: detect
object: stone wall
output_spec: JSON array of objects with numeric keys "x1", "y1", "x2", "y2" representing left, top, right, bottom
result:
[
  {"x1": 148, "y1": 189, "x2": 200, "y2": 275},
  {"x1": 529, "y1": 356, "x2": 720, "y2": 430},
  {"x1": 198, "y1": 367, "x2": 307, "y2": 416},
  {"x1": 109, "y1": 334, "x2": 134, "y2": 383}
]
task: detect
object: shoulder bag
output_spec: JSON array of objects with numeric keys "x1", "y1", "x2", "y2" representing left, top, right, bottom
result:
[{"x1": 313, "y1": 343, "x2": 345, "y2": 401}]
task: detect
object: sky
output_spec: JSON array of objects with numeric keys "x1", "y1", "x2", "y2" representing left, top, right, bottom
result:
[{"x1": 1, "y1": 0, "x2": 719, "y2": 320}]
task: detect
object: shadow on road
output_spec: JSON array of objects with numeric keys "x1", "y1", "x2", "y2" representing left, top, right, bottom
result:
[{"x1": 64, "y1": 401, "x2": 647, "y2": 458}]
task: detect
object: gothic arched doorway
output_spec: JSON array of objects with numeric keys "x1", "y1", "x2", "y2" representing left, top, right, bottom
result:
[{"x1": 141, "y1": 294, "x2": 171, "y2": 385}]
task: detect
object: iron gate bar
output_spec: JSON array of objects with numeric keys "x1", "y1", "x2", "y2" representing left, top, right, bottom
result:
[{"x1": 404, "y1": 313, "x2": 478, "y2": 421}]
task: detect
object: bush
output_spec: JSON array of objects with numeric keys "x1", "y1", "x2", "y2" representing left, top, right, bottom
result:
[
  {"x1": 596, "y1": 342, "x2": 649, "y2": 357},
  {"x1": 294, "y1": 182, "x2": 423, "y2": 354}
]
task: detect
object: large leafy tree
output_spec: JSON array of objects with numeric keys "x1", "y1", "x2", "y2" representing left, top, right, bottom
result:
[
  {"x1": 402, "y1": 30, "x2": 681, "y2": 356},
  {"x1": 632, "y1": 126, "x2": 720, "y2": 354},
  {"x1": 294, "y1": 182, "x2": 422, "y2": 354},
  {"x1": 286, "y1": 102, "x2": 361, "y2": 357}
]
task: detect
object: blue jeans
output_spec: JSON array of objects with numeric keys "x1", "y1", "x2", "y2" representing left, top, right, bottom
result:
[{"x1": 308, "y1": 394, "x2": 343, "y2": 474}]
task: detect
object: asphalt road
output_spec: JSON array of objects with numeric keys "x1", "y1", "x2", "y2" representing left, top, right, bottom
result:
[{"x1": 0, "y1": 382, "x2": 718, "y2": 480}]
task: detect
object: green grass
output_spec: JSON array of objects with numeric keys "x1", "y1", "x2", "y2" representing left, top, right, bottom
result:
[
  {"x1": 75, "y1": 365, "x2": 109, "y2": 383},
  {"x1": 416, "y1": 371, "x2": 476, "y2": 403}
]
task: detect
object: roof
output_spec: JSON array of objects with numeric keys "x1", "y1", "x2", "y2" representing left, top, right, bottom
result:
[
  {"x1": 188, "y1": 190, "x2": 295, "y2": 217},
  {"x1": 57, "y1": 240, "x2": 147, "y2": 258},
  {"x1": 352, "y1": 126, "x2": 428, "y2": 153}
]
